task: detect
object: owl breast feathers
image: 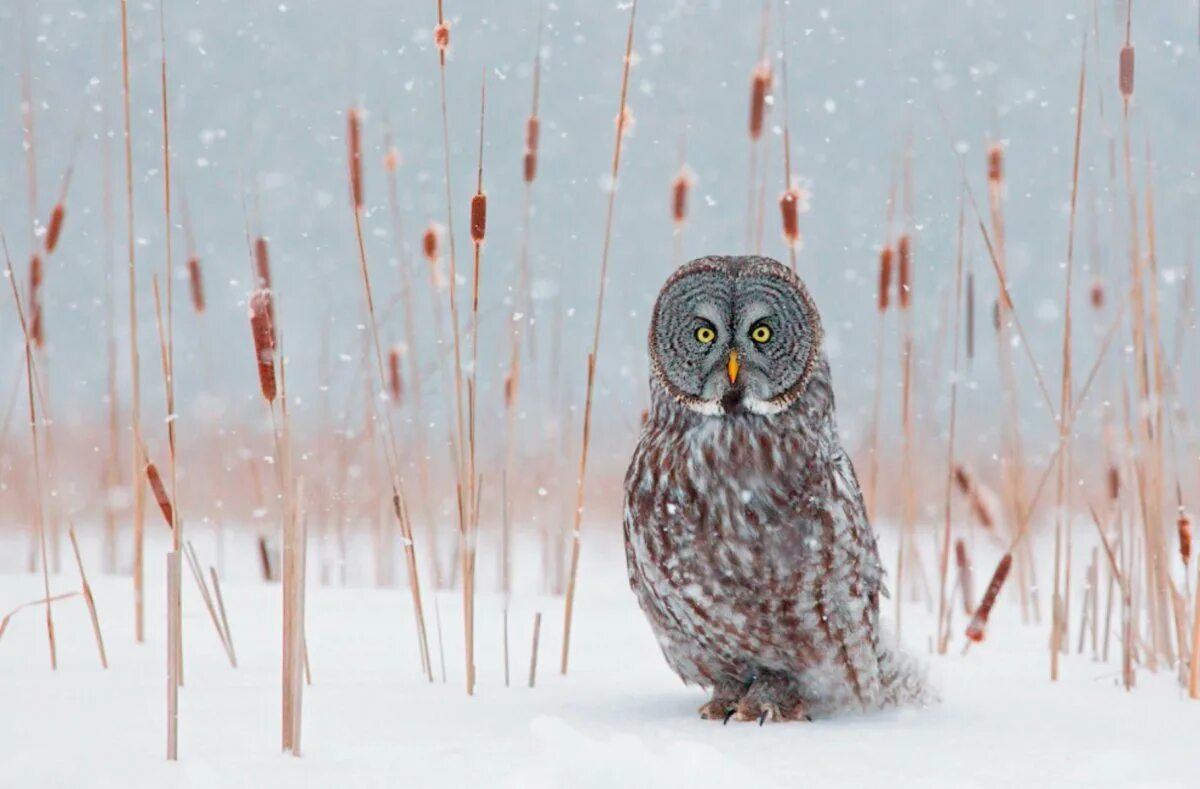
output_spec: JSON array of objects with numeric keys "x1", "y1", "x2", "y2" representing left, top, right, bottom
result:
[{"x1": 624, "y1": 255, "x2": 926, "y2": 722}]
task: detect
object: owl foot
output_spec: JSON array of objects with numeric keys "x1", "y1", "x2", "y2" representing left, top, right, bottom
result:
[
  {"x1": 698, "y1": 678, "x2": 748, "y2": 722},
  {"x1": 730, "y1": 671, "x2": 812, "y2": 724}
]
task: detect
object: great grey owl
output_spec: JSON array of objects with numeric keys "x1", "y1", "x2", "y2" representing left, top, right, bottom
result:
[{"x1": 623, "y1": 255, "x2": 925, "y2": 723}]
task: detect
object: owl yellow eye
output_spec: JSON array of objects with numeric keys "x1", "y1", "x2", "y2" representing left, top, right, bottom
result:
[
  {"x1": 750, "y1": 324, "x2": 772, "y2": 343},
  {"x1": 695, "y1": 325, "x2": 717, "y2": 344}
]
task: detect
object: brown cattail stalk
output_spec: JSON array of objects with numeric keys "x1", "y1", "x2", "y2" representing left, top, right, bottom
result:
[
  {"x1": 388, "y1": 346, "x2": 403, "y2": 405},
  {"x1": 68, "y1": 527, "x2": 108, "y2": 668},
  {"x1": 45, "y1": 205, "x2": 65, "y2": 254},
  {"x1": 187, "y1": 256, "x2": 205, "y2": 312},
  {"x1": 166, "y1": 551, "x2": 181, "y2": 760},
  {"x1": 878, "y1": 246, "x2": 893, "y2": 313},
  {"x1": 348, "y1": 107, "x2": 364, "y2": 210},
  {"x1": 897, "y1": 233, "x2": 912, "y2": 310},
  {"x1": 1180, "y1": 511, "x2": 1193, "y2": 569},
  {"x1": 524, "y1": 116, "x2": 540, "y2": 183},
  {"x1": 249, "y1": 289, "x2": 277, "y2": 403},
  {"x1": 955, "y1": 540, "x2": 976, "y2": 615},
  {"x1": 528, "y1": 611, "x2": 542, "y2": 688},
  {"x1": 119, "y1": 0, "x2": 148, "y2": 644},
  {"x1": 145, "y1": 456, "x2": 175, "y2": 530},
  {"x1": 966, "y1": 552, "x2": 1013, "y2": 642},
  {"x1": 672, "y1": 166, "x2": 691, "y2": 227},
  {"x1": 2, "y1": 239, "x2": 56, "y2": 668},
  {"x1": 28, "y1": 255, "x2": 44, "y2": 348},
  {"x1": 936, "y1": 200, "x2": 967, "y2": 654},
  {"x1": 561, "y1": 0, "x2": 638, "y2": 675}
]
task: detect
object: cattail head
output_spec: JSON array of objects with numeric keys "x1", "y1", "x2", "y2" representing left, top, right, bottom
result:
[
  {"x1": 523, "y1": 116, "x2": 540, "y2": 183},
  {"x1": 254, "y1": 236, "x2": 271, "y2": 289},
  {"x1": 28, "y1": 255, "x2": 44, "y2": 348},
  {"x1": 954, "y1": 464, "x2": 996, "y2": 531},
  {"x1": 45, "y1": 204, "x2": 66, "y2": 253},
  {"x1": 388, "y1": 346, "x2": 403, "y2": 405},
  {"x1": 1107, "y1": 465, "x2": 1120, "y2": 501},
  {"x1": 878, "y1": 246, "x2": 894, "y2": 313},
  {"x1": 1090, "y1": 281, "x2": 1105, "y2": 310},
  {"x1": 384, "y1": 147, "x2": 401, "y2": 173},
  {"x1": 966, "y1": 552, "x2": 1013, "y2": 642},
  {"x1": 955, "y1": 538, "x2": 976, "y2": 615},
  {"x1": 1179, "y1": 510, "x2": 1192, "y2": 568},
  {"x1": 1119, "y1": 44, "x2": 1135, "y2": 100},
  {"x1": 986, "y1": 144, "x2": 1004, "y2": 186},
  {"x1": 749, "y1": 62, "x2": 771, "y2": 141},
  {"x1": 422, "y1": 223, "x2": 439, "y2": 263},
  {"x1": 779, "y1": 188, "x2": 802, "y2": 249},
  {"x1": 671, "y1": 167, "x2": 692, "y2": 225},
  {"x1": 145, "y1": 459, "x2": 175, "y2": 529},
  {"x1": 348, "y1": 107, "x2": 364, "y2": 211},
  {"x1": 504, "y1": 373, "x2": 515, "y2": 410},
  {"x1": 897, "y1": 233, "x2": 912, "y2": 309},
  {"x1": 248, "y1": 288, "x2": 277, "y2": 403},
  {"x1": 187, "y1": 256, "x2": 205, "y2": 313},
  {"x1": 470, "y1": 192, "x2": 488, "y2": 245},
  {"x1": 434, "y1": 22, "x2": 451, "y2": 54}
]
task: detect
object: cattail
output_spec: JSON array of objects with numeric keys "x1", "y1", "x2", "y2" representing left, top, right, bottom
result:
[
  {"x1": 348, "y1": 107, "x2": 364, "y2": 211},
  {"x1": 45, "y1": 204, "x2": 66, "y2": 253},
  {"x1": 1090, "y1": 281, "x2": 1105, "y2": 310},
  {"x1": 145, "y1": 460, "x2": 174, "y2": 529},
  {"x1": 1179, "y1": 510, "x2": 1193, "y2": 568},
  {"x1": 955, "y1": 539, "x2": 976, "y2": 615},
  {"x1": 878, "y1": 245, "x2": 897, "y2": 309},
  {"x1": 504, "y1": 373, "x2": 515, "y2": 410},
  {"x1": 187, "y1": 256, "x2": 205, "y2": 313},
  {"x1": 433, "y1": 22, "x2": 450, "y2": 54},
  {"x1": 897, "y1": 233, "x2": 912, "y2": 310},
  {"x1": 388, "y1": 346, "x2": 403, "y2": 405},
  {"x1": 986, "y1": 144, "x2": 1004, "y2": 186},
  {"x1": 1107, "y1": 465, "x2": 1120, "y2": 501},
  {"x1": 1118, "y1": 44, "x2": 1135, "y2": 100},
  {"x1": 954, "y1": 465, "x2": 996, "y2": 531},
  {"x1": 28, "y1": 255, "x2": 44, "y2": 348},
  {"x1": 779, "y1": 188, "x2": 802, "y2": 249},
  {"x1": 422, "y1": 223, "x2": 439, "y2": 263},
  {"x1": 671, "y1": 167, "x2": 691, "y2": 226},
  {"x1": 470, "y1": 192, "x2": 487, "y2": 245},
  {"x1": 384, "y1": 147, "x2": 400, "y2": 173},
  {"x1": 966, "y1": 552, "x2": 1013, "y2": 642},
  {"x1": 524, "y1": 116, "x2": 540, "y2": 183},
  {"x1": 254, "y1": 236, "x2": 271, "y2": 289},
  {"x1": 248, "y1": 289, "x2": 276, "y2": 403},
  {"x1": 748, "y1": 62, "x2": 771, "y2": 141}
]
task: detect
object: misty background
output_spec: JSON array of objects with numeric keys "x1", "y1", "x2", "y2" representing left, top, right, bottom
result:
[{"x1": 1, "y1": 0, "x2": 1197, "y2": 476}]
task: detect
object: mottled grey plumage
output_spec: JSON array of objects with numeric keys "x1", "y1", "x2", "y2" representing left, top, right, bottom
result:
[{"x1": 624, "y1": 255, "x2": 924, "y2": 722}]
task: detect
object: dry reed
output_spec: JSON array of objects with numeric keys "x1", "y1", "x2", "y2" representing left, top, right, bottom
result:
[{"x1": 560, "y1": 0, "x2": 638, "y2": 675}]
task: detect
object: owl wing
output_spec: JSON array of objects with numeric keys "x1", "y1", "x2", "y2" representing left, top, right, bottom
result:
[{"x1": 766, "y1": 429, "x2": 885, "y2": 708}]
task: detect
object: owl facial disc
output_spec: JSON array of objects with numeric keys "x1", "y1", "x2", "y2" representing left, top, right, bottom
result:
[{"x1": 648, "y1": 256, "x2": 823, "y2": 417}]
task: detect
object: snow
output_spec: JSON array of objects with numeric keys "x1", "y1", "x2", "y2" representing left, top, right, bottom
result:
[{"x1": 1, "y1": 532, "x2": 1196, "y2": 789}]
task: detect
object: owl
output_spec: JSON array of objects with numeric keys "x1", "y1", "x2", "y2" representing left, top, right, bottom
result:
[{"x1": 624, "y1": 255, "x2": 924, "y2": 723}]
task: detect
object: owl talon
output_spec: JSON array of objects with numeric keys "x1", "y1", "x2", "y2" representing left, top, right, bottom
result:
[
  {"x1": 723, "y1": 710, "x2": 735, "y2": 725},
  {"x1": 758, "y1": 710, "x2": 769, "y2": 726}
]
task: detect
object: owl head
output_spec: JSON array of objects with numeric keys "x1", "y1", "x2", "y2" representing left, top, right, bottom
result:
[{"x1": 648, "y1": 255, "x2": 823, "y2": 417}]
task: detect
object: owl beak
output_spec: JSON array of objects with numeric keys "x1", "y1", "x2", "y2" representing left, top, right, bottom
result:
[{"x1": 727, "y1": 350, "x2": 740, "y2": 384}]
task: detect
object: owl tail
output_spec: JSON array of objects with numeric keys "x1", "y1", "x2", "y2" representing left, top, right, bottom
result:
[{"x1": 875, "y1": 642, "x2": 936, "y2": 707}]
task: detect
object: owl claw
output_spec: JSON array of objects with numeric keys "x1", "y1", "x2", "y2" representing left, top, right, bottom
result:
[
  {"x1": 758, "y1": 710, "x2": 769, "y2": 726},
  {"x1": 723, "y1": 710, "x2": 735, "y2": 725}
]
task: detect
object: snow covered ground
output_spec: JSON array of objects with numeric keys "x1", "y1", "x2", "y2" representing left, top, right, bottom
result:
[{"x1": 1, "y1": 532, "x2": 1197, "y2": 789}]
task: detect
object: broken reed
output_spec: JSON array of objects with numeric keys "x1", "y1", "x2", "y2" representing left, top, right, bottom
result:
[{"x1": 561, "y1": 0, "x2": 638, "y2": 674}]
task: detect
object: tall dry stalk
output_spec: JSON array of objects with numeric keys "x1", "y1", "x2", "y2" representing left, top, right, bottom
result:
[
  {"x1": 936, "y1": 200, "x2": 967, "y2": 653},
  {"x1": 119, "y1": 0, "x2": 148, "y2": 644},
  {"x1": 561, "y1": 0, "x2": 638, "y2": 674},
  {"x1": 1050, "y1": 37, "x2": 1087, "y2": 681},
  {"x1": 2, "y1": 238, "x2": 56, "y2": 669}
]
